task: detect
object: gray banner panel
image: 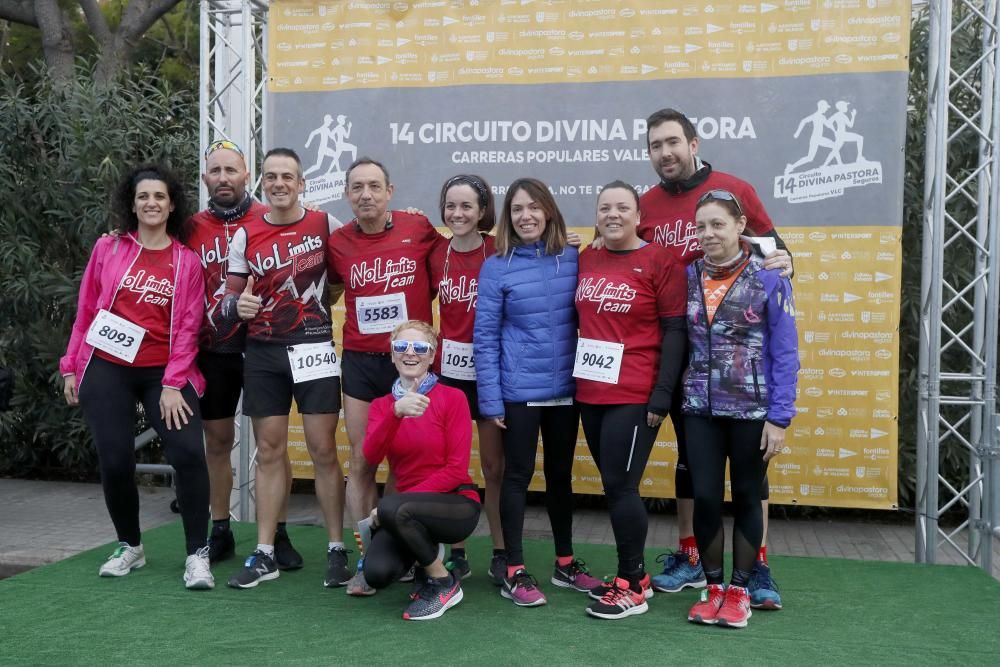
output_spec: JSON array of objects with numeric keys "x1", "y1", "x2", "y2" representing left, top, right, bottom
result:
[{"x1": 267, "y1": 73, "x2": 906, "y2": 228}]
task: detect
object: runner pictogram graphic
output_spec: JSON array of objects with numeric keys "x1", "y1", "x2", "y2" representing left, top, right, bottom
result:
[
  {"x1": 304, "y1": 114, "x2": 358, "y2": 177},
  {"x1": 774, "y1": 99, "x2": 882, "y2": 204}
]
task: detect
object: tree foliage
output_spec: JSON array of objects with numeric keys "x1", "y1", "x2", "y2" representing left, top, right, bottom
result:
[
  {"x1": 0, "y1": 0, "x2": 195, "y2": 88},
  {"x1": 0, "y1": 62, "x2": 197, "y2": 477}
]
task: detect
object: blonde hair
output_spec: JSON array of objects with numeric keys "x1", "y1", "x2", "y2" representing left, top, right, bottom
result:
[{"x1": 389, "y1": 320, "x2": 438, "y2": 349}]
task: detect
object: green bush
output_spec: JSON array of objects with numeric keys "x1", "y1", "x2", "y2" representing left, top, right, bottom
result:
[{"x1": 0, "y1": 63, "x2": 197, "y2": 477}]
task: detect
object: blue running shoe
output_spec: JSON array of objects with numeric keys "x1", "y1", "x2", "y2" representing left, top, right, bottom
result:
[
  {"x1": 651, "y1": 551, "x2": 706, "y2": 593},
  {"x1": 749, "y1": 560, "x2": 782, "y2": 610}
]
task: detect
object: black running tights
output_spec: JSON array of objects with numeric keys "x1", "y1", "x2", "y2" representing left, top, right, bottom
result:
[
  {"x1": 580, "y1": 403, "x2": 658, "y2": 576},
  {"x1": 79, "y1": 357, "x2": 209, "y2": 556},
  {"x1": 683, "y1": 416, "x2": 766, "y2": 584},
  {"x1": 499, "y1": 401, "x2": 579, "y2": 566},
  {"x1": 364, "y1": 493, "x2": 480, "y2": 589}
]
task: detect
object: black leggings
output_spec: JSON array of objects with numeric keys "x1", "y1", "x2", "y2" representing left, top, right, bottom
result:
[
  {"x1": 684, "y1": 416, "x2": 766, "y2": 584},
  {"x1": 79, "y1": 357, "x2": 210, "y2": 556},
  {"x1": 674, "y1": 393, "x2": 770, "y2": 501},
  {"x1": 500, "y1": 401, "x2": 579, "y2": 566},
  {"x1": 364, "y1": 493, "x2": 481, "y2": 589},
  {"x1": 580, "y1": 403, "x2": 657, "y2": 576}
]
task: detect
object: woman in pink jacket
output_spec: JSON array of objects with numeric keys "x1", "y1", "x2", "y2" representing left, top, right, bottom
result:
[{"x1": 60, "y1": 163, "x2": 213, "y2": 590}]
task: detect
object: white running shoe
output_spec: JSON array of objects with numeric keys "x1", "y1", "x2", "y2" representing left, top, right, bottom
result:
[
  {"x1": 99, "y1": 543, "x2": 146, "y2": 577},
  {"x1": 184, "y1": 546, "x2": 215, "y2": 590}
]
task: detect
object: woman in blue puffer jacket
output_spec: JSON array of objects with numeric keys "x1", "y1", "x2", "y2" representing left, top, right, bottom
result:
[{"x1": 474, "y1": 177, "x2": 600, "y2": 608}]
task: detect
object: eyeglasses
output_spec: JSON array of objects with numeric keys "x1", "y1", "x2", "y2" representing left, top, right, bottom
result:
[
  {"x1": 391, "y1": 340, "x2": 434, "y2": 356},
  {"x1": 205, "y1": 140, "x2": 245, "y2": 159},
  {"x1": 696, "y1": 189, "x2": 744, "y2": 217}
]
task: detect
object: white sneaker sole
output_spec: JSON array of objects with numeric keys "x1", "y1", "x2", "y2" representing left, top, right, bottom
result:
[
  {"x1": 586, "y1": 601, "x2": 649, "y2": 620},
  {"x1": 550, "y1": 577, "x2": 590, "y2": 593},
  {"x1": 99, "y1": 557, "x2": 146, "y2": 577},
  {"x1": 500, "y1": 587, "x2": 547, "y2": 607},
  {"x1": 185, "y1": 575, "x2": 215, "y2": 590},
  {"x1": 653, "y1": 578, "x2": 707, "y2": 594}
]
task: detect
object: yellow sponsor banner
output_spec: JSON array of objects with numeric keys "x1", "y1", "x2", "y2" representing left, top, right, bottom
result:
[
  {"x1": 286, "y1": 224, "x2": 899, "y2": 509},
  {"x1": 268, "y1": 0, "x2": 911, "y2": 92}
]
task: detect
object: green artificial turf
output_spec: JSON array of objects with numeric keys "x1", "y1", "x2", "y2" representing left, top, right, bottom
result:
[{"x1": 1, "y1": 521, "x2": 998, "y2": 665}]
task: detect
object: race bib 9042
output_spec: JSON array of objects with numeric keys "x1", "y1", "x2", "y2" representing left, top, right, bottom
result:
[
  {"x1": 441, "y1": 338, "x2": 476, "y2": 380},
  {"x1": 85, "y1": 309, "x2": 146, "y2": 363},
  {"x1": 356, "y1": 293, "x2": 407, "y2": 334},
  {"x1": 572, "y1": 337, "x2": 624, "y2": 385},
  {"x1": 287, "y1": 341, "x2": 340, "y2": 383}
]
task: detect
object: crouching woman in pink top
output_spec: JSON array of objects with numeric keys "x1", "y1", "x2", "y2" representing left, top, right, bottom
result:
[
  {"x1": 59, "y1": 164, "x2": 212, "y2": 590},
  {"x1": 361, "y1": 320, "x2": 481, "y2": 621}
]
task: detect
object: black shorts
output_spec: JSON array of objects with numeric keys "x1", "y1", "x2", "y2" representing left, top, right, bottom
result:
[
  {"x1": 439, "y1": 375, "x2": 480, "y2": 421},
  {"x1": 341, "y1": 350, "x2": 397, "y2": 402},
  {"x1": 196, "y1": 351, "x2": 244, "y2": 420},
  {"x1": 243, "y1": 340, "x2": 341, "y2": 417}
]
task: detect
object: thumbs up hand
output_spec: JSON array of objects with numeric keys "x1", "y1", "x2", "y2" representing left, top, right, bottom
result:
[
  {"x1": 237, "y1": 275, "x2": 262, "y2": 320},
  {"x1": 393, "y1": 386, "x2": 431, "y2": 418}
]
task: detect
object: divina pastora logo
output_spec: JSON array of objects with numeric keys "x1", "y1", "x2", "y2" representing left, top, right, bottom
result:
[
  {"x1": 773, "y1": 100, "x2": 882, "y2": 204},
  {"x1": 303, "y1": 113, "x2": 358, "y2": 205}
]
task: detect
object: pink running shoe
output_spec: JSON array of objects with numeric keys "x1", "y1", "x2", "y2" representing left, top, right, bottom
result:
[
  {"x1": 551, "y1": 559, "x2": 602, "y2": 593},
  {"x1": 716, "y1": 584, "x2": 752, "y2": 628},
  {"x1": 501, "y1": 569, "x2": 547, "y2": 607}
]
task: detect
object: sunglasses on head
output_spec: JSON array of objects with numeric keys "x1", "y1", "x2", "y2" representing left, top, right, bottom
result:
[
  {"x1": 205, "y1": 140, "x2": 245, "y2": 159},
  {"x1": 696, "y1": 189, "x2": 744, "y2": 217},
  {"x1": 391, "y1": 340, "x2": 433, "y2": 355}
]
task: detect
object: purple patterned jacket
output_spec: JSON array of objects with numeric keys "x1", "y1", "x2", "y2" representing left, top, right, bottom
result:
[{"x1": 682, "y1": 254, "x2": 799, "y2": 427}]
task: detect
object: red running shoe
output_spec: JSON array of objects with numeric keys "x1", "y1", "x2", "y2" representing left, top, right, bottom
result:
[
  {"x1": 716, "y1": 585, "x2": 752, "y2": 628},
  {"x1": 687, "y1": 583, "x2": 726, "y2": 625}
]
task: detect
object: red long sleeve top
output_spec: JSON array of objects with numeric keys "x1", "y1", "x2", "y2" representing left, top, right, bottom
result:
[{"x1": 362, "y1": 384, "x2": 479, "y2": 503}]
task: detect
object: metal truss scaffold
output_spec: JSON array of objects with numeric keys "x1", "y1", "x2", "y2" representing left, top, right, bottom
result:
[
  {"x1": 918, "y1": 0, "x2": 1000, "y2": 574},
  {"x1": 199, "y1": 0, "x2": 269, "y2": 522}
]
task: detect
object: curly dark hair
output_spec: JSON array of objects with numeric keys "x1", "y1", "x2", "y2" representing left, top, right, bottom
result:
[{"x1": 112, "y1": 163, "x2": 190, "y2": 242}]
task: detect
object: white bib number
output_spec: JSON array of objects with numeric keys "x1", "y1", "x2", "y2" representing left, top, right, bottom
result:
[
  {"x1": 572, "y1": 337, "x2": 624, "y2": 384},
  {"x1": 288, "y1": 341, "x2": 340, "y2": 383},
  {"x1": 526, "y1": 397, "x2": 574, "y2": 407},
  {"x1": 441, "y1": 339, "x2": 476, "y2": 381},
  {"x1": 356, "y1": 293, "x2": 407, "y2": 334},
  {"x1": 85, "y1": 309, "x2": 146, "y2": 363}
]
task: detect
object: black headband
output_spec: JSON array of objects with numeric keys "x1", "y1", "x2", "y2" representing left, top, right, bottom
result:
[{"x1": 444, "y1": 175, "x2": 489, "y2": 209}]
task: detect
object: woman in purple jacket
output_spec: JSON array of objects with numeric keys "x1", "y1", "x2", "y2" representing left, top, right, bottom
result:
[{"x1": 681, "y1": 190, "x2": 798, "y2": 629}]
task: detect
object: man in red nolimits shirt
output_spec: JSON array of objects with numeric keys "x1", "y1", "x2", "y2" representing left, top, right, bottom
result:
[{"x1": 325, "y1": 157, "x2": 441, "y2": 595}]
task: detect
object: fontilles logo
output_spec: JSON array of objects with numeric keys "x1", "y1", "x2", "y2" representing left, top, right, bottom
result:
[
  {"x1": 774, "y1": 99, "x2": 883, "y2": 203},
  {"x1": 303, "y1": 113, "x2": 356, "y2": 205}
]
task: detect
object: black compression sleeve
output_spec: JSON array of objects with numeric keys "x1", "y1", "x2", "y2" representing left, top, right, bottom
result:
[{"x1": 647, "y1": 316, "x2": 687, "y2": 416}]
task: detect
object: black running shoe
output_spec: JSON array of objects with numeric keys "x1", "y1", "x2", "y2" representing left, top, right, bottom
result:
[
  {"x1": 207, "y1": 528, "x2": 235, "y2": 564},
  {"x1": 488, "y1": 553, "x2": 507, "y2": 586},
  {"x1": 274, "y1": 531, "x2": 304, "y2": 571},
  {"x1": 228, "y1": 550, "x2": 279, "y2": 589},
  {"x1": 324, "y1": 546, "x2": 351, "y2": 587},
  {"x1": 445, "y1": 554, "x2": 471, "y2": 580}
]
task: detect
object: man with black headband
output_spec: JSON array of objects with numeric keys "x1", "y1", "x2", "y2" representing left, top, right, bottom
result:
[
  {"x1": 185, "y1": 140, "x2": 303, "y2": 570},
  {"x1": 639, "y1": 108, "x2": 789, "y2": 612}
]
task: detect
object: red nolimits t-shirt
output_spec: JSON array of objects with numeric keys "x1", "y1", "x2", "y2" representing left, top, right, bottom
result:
[
  {"x1": 326, "y1": 211, "x2": 442, "y2": 353},
  {"x1": 574, "y1": 244, "x2": 686, "y2": 405},
  {"x1": 429, "y1": 234, "x2": 494, "y2": 375},
  {"x1": 227, "y1": 209, "x2": 340, "y2": 345},
  {"x1": 97, "y1": 246, "x2": 174, "y2": 367},
  {"x1": 638, "y1": 170, "x2": 776, "y2": 266},
  {"x1": 185, "y1": 201, "x2": 268, "y2": 353}
]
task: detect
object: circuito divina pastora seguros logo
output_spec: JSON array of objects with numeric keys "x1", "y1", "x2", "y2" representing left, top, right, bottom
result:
[
  {"x1": 303, "y1": 113, "x2": 357, "y2": 205},
  {"x1": 773, "y1": 99, "x2": 882, "y2": 204}
]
